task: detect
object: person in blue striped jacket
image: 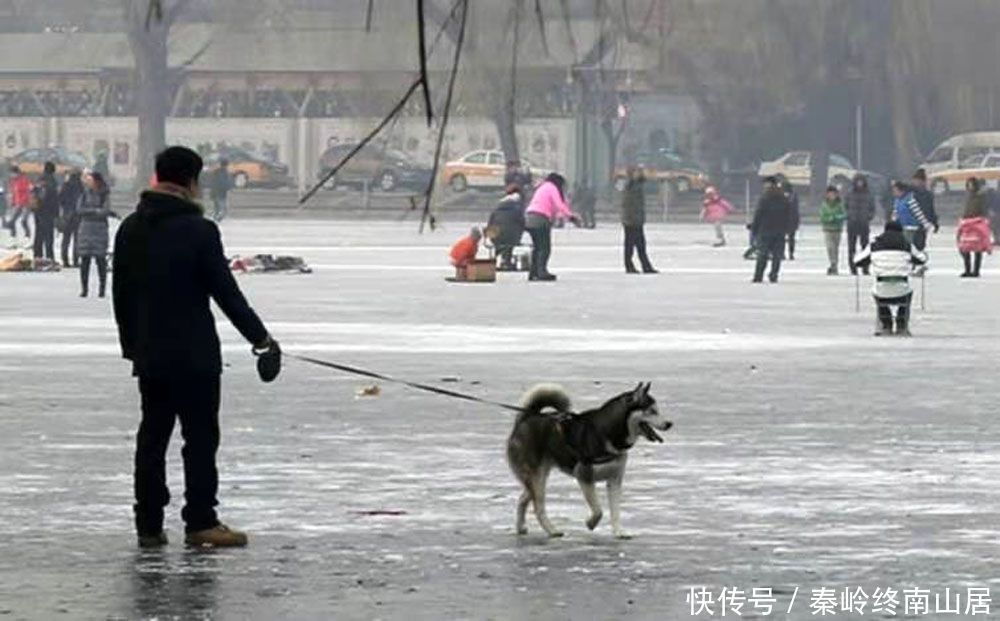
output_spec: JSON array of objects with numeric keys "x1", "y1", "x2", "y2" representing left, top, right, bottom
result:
[{"x1": 892, "y1": 181, "x2": 933, "y2": 249}]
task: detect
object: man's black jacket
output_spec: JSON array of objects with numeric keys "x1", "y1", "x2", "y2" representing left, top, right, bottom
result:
[
  {"x1": 751, "y1": 187, "x2": 792, "y2": 237},
  {"x1": 112, "y1": 188, "x2": 268, "y2": 378}
]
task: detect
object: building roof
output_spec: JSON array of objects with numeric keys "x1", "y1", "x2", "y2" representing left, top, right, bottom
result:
[{"x1": 0, "y1": 20, "x2": 642, "y2": 76}]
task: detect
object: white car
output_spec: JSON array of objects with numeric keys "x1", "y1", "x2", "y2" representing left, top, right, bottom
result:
[
  {"x1": 757, "y1": 151, "x2": 878, "y2": 193},
  {"x1": 929, "y1": 152, "x2": 1000, "y2": 194}
]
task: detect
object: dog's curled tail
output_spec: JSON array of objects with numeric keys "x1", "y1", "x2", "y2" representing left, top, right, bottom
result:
[{"x1": 519, "y1": 383, "x2": 572, "y2": 416}]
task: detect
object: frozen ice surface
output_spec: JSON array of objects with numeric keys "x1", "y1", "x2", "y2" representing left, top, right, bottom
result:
[{"x1": 1, "y1": 219, "x2": 998, "y2": 619}]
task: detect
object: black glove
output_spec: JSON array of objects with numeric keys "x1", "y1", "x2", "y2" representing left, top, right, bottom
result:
[
  {"x1": 253, "y1": 337, "x2": 281, "y2": 383},
  {"x1": 933, "y1": 224, "x2": 940, "y2": 234}
]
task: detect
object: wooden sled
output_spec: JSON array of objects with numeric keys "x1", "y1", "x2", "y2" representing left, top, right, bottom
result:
[{"x1": 446, "y1": 259, "x2": 496, "y2": 283}]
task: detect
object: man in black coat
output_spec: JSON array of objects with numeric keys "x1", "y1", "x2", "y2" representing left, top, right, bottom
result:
[
  {"x1": 32, "y1": 161, "x2": 60, "y2": 260},
  {"x1": 487, "y1": 185, "x2": 526, "y2": 270},
  {"x1": 113, "y1": 146, "x2": 279, "y2": 549},
  {"x1": 58, "y1": 169, "x2": 84, "y2": 267},
  {"x1": 910, "y1": 168, "x2": 939, "y2": 251},
  {"x1": 751, "y1": 176, "x2": 792, "y2": 283}
]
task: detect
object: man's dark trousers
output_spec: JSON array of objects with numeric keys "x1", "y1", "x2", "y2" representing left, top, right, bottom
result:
[
  {"x1": 33, "y1": 217, "x2": 55, "y2": 260},
  {"x1": 753, "y1": 234, "x2": 785, "y2": 282},
  {"x1": 135, "y1": 373, "x2": 221, "y2": 536},
  {"x1": 847, "y1": 221, "x2": 870, "y2": 273}
]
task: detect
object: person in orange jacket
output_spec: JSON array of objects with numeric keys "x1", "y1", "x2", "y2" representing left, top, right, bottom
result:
[{"x1": 449, "y1": 227, "x2": 482, "y2": 269}]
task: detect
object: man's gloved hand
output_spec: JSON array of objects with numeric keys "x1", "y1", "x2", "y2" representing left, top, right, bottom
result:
[
  {"x1": 933, "y1": 224, "x2": 940, "y2": 234},
  {"x1": 252, "y1": 336, "x2": 281, "y2": 383}
]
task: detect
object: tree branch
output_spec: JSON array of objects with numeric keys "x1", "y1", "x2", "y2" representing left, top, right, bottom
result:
[
  {"x1": 416, "y1": 0, "x2": 434, "y2": 125},
  {"x1": 534, "y1": 0, "x2": 549, "y2": 56},
  {"x1": 164, "y1": 0, "x2": 193, "y2": 27}
]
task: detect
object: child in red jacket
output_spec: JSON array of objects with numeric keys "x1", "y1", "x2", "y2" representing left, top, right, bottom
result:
[
  {"x1": 4, "y1": 166, "x2": 33, "y2": 239},
  {"x1": 449, "y1": 227, "x2": 482, "y2": 268}
]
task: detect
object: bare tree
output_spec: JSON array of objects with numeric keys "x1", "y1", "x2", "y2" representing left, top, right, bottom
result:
[{"x1": 124, "y1": 0, "x2": 189, "y2": 188}]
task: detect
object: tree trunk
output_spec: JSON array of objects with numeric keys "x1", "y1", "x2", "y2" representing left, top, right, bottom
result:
[
  {"x1": 127, "y1": 6, "x2": 171, "y2": 190},
  {"x1": 601, "y1": 117, "x2": 625, "y2": 190},
  {"x1": 492, "y1": 103, "x2": 520, "y2": 164}
]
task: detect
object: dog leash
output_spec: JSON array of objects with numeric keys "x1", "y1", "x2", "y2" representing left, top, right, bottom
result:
[{"x1": 288, "y1": 354, "x2": 525, "y2": 413}]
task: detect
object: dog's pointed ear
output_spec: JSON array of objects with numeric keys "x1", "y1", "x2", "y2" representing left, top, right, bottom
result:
[
  {"x1": 644, "y1": 382, "x2": 652, "y2": 395},
  {"x1": 631, "y1": 382, "x2": 644, "y2": 400}
]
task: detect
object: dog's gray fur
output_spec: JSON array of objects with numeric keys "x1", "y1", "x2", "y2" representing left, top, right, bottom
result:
[{"x1": 506, "y1": 382, "x2": 672, "y2": 538}]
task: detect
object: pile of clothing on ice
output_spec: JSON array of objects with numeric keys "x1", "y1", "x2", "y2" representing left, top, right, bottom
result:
[
  {"x1": 229, "y1": 254, "x2": 312, "y2": 274},
  {"x1": 0, "y1": 252, "x2": 60, "y2": 272}
]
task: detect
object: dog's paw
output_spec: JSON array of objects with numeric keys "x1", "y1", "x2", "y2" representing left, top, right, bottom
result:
[
  {"x1": 516, "y1": 526, "x2": 528, "y2": 536},
  {"x1": 546, "y1": 531, "x2": 565, "y2": 538},
  {"x1": 613, "y1": 531, "x2": 633, "y2": 540},
  {"x1": 585, "y1": 513, "x2": 603, "y2": 531}
]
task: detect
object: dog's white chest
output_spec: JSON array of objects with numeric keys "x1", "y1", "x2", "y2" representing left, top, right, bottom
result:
[{"x1": 589, "y1": 459, "x2": 626, "y2": 481}]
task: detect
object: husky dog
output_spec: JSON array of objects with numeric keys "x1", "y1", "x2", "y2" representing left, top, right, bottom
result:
[{"x1": 506, "y1": 382, "x2": 672, "y2": 538}]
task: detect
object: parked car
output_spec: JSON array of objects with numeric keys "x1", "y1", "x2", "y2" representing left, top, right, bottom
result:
[
  {"x1": 204, "y1": 147, "x2": 294, "y2": 189},
  {"x1": 613, "y1": 150, "x2": 708, "y2": 193},
  {"x1": 921, "y1": 132, "x2": 1000, "y2": 177},
  {"x1": 8, "y1": 146, "x2": 89, "y2": 179},
  {"x1": 929, "y1": 152, "x2": 1000, "y2": 194},
  {"x1": 318, "y1": 143, "x2": 432, "y2": 192},
  {"x1": 757, "y1": 151, "x2": 884, "y2": 194},
  {"x1": 442, "y1": 149, "x2": 550, "y2": 192}
]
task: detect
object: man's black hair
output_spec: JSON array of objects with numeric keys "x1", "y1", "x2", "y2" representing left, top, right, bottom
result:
[
  {"x1": 43, "y1": 161, "x2": 56, "y2": 174},
  {"x1": 155, "y1": 146, "x2": 204, "y2": 187}
]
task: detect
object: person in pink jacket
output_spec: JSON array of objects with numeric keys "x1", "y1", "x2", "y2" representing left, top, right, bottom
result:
[
  {"x1": 957, "y1": 178, "x2": 992, "y2": 278},
  {"x1": 700, "y1": 186, "x2": 735, "y2": 247},
  {"x1": 524, "y1": 173, "x2": 580, "y2": 281}
]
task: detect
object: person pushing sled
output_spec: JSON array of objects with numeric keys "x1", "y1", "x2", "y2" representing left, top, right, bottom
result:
[{"x1": 852, "y1": 221, "x2": 927, "y2": 337}]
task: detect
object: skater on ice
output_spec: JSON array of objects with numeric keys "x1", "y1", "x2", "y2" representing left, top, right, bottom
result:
[
  {"x1": 819, "y1": 185, "x2": 847, "y2": 276},
  {"x1": 845, "y1": 174, "x2": 877, "y2": 276},
  {"x1": 700, "y1": 185, "x2": 734, "y2": 247},
  {"x1": 956, "y1": 177, "x2": 992, "y2": 278},
  {"x1": 852, "y1": 221, "x2": 927, "y2": 337},
  {"x1": 620, "y1": 166, "x2": 658, "y2": 274},
  {"x1": 524, "y1": 172, "x2": 580, "y2": 281},
  {"x1": 750, "y1": 176, "x2": 792, "y2": 284}
]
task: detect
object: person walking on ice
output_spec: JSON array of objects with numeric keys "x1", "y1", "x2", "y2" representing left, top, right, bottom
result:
[
  {"x1": 77, "y1": 171, "x2": 117, "y2": 298},
  {"x1": 782, "y1": 180, "x2": 801, "y2": 261},
  {"x1": 852, "y1": 221, "x2": 927, "y2": 337},
  {"x1": 956, "y1": 177, "x2": 992, "y2": 278},
  {"x1": 892, "y1": 180, "x2": 934, "y2": 253},
  {"x1": 750, "y1": 176, "x2": 792, "y2": 284},
  {"x1": 524, "y1": 172, "x2": 580, "y2": 281},
  {"x1": 700, "y1": 186, "x2": 734, "y2": 247},
  {"x1": 620, "y1": 167, "x2": 658, "y2": 274},
  {"x1": 845, "y1": 174, "x2": 876, "y2": 275},
  {"x1": 820, "y1": 185, "x2": 847, "y2": 276}
]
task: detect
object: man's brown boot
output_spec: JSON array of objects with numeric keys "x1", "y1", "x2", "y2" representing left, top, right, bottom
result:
[
  {"x1": 185, "y1": 524, "x2": 248, "y2": 548},
  {"x1": 137, "y1": 532, "x2": 168, "y2": 549}
]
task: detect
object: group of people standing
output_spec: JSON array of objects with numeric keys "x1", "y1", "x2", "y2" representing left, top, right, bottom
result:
[
  {"x1": 476, "y1": 165, "x2": 659, "y2": 280},
  {"x1": 1, "y1": 162, "x2": 116, "y2": 296},
  {"x1": 472, "y1": 164, "x2": 743, "y2": 280}
]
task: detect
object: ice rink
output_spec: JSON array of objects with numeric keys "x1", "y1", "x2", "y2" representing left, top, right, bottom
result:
[{"x1": 2, "y1": 218, "x2": 1000, "y2": 619}]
